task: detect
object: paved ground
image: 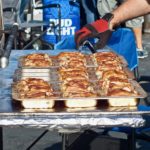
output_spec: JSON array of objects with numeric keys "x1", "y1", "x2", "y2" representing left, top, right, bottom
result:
[{"x1": 2, "y1": 34, "x2": 150, "y2": 150}]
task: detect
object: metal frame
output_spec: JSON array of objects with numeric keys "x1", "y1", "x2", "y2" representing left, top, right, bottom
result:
[
  {"x1": 0, "y1": 49, "x2": 149, "y2": 149},
  {"x1": 0, "y1": 126, "x2": 138, "y2": 150},
  {"x1": 0, "y1": 127, "x2": 3, "y2": 150}
]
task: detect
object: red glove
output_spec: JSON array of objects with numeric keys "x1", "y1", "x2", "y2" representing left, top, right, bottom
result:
[{"x1": 75, "y1": 13, "x2": 114, "y2": 50}]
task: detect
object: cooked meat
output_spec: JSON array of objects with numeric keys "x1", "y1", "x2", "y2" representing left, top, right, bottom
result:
[
  {"x1": 59, "y1": 59, "x2": 86, "y2": 69},
  {"x1": 23, "y1": 53, "x2": 52, "y2": 67},
  {"x1": 101, "y1": 70, "x2": 128, "y2": 80},
  {"x1": 92, "y1": 51, "x2": 123, "y2": 65},
  {"x1": 107, "y1": 89, "x2": 138, "y2": 96},
  {"x1": 63, "y1": 91, "x2": 97, "y2": 98},
  {"x1": 97, "y1": 63, "x2": 122, "y2": 71},
  {"x1": 24, "y1": 59, "x2": 52, "y2": 67},
  {"x1": 15, "y1": 78, "x2": 55, "y2": 99},
  {"x1": 98, "y1": 77, "x2": 138, "y2": 96},
  {"x1": 59, "y1": 69, "x2": 88, "y2": 80},
  {"x1": 58, "y1": 52, "x2": 85, "y2": 60},
  {"x1": 62, "y1": 79, "x2": 90, "y2": 90},
  {"x1": 93, "y1": 51, "x2": 117, "y2": 58},
  {"x1": 25, "y1": 53, "x2": 49, "y2": 59}
]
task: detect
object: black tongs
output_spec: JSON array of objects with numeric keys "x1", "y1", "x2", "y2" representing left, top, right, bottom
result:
[{"x1": 79, "y1": 40, "x2": 97, "y2": 54}]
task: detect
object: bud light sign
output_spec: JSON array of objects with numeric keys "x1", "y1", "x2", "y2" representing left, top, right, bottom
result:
[
  {"x1": 47, "y1": 19, "x2": 76, "y2": 36},
  {"x1": 42, "y1": 0, "x2": 80, "y2": 44}
]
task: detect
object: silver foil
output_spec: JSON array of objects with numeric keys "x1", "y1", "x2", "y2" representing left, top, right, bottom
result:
[
  {"x1": 0, "y1": 50, "x2": 149, "y2": 132},
  {"x1": 0, "y1": 113, "x2": 145, "y2": 132}
]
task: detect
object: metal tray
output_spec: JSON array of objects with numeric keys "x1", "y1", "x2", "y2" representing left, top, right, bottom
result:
[
  {"x1": 18, "y1": 52, "x2": 128, "y2": 68},
  {"x1": 12, "y1": 79, "x2": 147, "y2": 102},
  {"x1": 12, "y1": 62, "x2": 147, "y2": 104},
  {"x1": 13, "y1": 68, "x2": 59, "y2": 82},
  {"x1": 13, "y1": 52, "x2": 147, "y2": 108},
  {"x1": 12, "y1": 82, "x2": 61, "y2": 109},
  {"x1": 13, "y1": 65, "x2": 134, "y2": 83},
  {"x1": 13, "y1": 67, "x2": 97, "y2": 82}
]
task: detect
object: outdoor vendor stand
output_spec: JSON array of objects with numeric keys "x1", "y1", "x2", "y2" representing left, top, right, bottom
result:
[
  {"x1": 0, "y1": 0, "x2": 149, "y2": 149},
  {"x1": 0, "y1": 49, "x2": 149, "y2": 150}
]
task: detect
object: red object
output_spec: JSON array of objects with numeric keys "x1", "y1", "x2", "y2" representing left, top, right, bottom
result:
[{"x1": 75, "y1": 13, "x2": 113, "y2": 50}]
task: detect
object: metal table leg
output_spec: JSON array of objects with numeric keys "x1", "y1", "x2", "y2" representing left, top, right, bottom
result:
[
  {"x1": 62, "y1": 133, "x2": 69, "y2": 150},
  {"x1": 26, "y1": 129, "x2": 48, "y2": 150},
  {"x1": 0, "y1": 127, "x2": 3, "y2": 150},
  {"x1": 130, "y1": 128, "x2": 136, "y2": 150}
]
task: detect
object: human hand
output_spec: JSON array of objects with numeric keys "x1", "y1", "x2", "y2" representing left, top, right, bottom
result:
[{"x1": 75, "y1": 13, "x2": 114, "y2": 50}]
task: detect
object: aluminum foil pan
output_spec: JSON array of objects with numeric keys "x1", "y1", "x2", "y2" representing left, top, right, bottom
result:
[
  {"x1": 13, "y1": 68, "x2": 59, "y2": 82},
  {"x1": 13, "y1": 65, "x2": 134, "y2": 82},
  {"x1": 12, "y1": 78, "x2": 147, "y2": 109},
  {"x1": 0, "y1": 113, "x2": 145, "y2": 131},
  {"x1": 13, "y1": 52, "x2": 147, "y2": 108},
  {"x1": 18, "y1": 52, "x2": 128, "y2": 68},
  {"x1": 0, "y1": 50, "x2": 148, "y2": 131}
]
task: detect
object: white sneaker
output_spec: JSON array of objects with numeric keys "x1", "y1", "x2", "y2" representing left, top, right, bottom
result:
[{"x1": 137, "y1": 48, "x2": 148, "y2": 58}]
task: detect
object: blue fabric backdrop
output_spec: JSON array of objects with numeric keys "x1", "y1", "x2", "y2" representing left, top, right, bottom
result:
[{"x1": 108, "y1": 28, "x2": 138, "y2": 70}]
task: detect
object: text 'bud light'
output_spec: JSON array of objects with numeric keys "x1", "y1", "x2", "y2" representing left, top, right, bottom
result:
[{"x1": 42, "y1": 0, "x2": 80, "y2": 44}]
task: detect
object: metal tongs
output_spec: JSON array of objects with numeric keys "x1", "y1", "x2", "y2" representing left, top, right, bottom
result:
[{"x1": 78, "y1": 40, "x2": 97, "y2": 54}]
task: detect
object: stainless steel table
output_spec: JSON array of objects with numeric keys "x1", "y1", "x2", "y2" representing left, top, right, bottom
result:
[{"x1": 0, "y1": 50, "x2": 149, "y2": 150}]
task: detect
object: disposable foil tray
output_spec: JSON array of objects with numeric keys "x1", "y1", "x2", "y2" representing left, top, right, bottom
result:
[
  {"x1": 12, "y1": 82, "x2": 61, "y2": 109},
  {"x1": 12, "y1": 78, "x2": 147, "y2": 108},
  {"x1": 18, "y1": 53, "x2": 128, "y2": 68},
  {"x1": 13, "y1": 52, "x2": 146, "y2": 108},
  {"x1": 13, "y1": 68, "x2": 59, "y2": 82},
  {"x1": 13, "y1": 66, "x2": 134, "y2": 82}
]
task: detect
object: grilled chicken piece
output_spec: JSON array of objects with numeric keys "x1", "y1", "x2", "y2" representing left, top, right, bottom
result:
[
  {"x1": 15, "y1": 78, "x2": 55, "y2": 99},
  {"x1": 101, "y1": 70, "x2": 128, "y2": 80},
  {"x1": 58, "y1": 52, "x2": 85, "y2": 60},
  {"x1": 62, "y1": 79, "x2": 90, "y2": 90},
  {"x1": 61, "y1": 79, "x2": 94, "y2": 93},
  {"x1": 107, "y1": 89, "x2": 138, "y2": 96},
  {"x1": 25, "y1": 53, "x2": 49, "y2": 59},
  {"x1": 108, "y1": 77, "x2": 133, "y2": 92},
  {"x1": 24, "y1": 59, "x2": 52, "y2": 67},
  {"x1": 59, "y1": 59, "x2": 86, "y2": 69},
  {"x1": 97, "y1": 63, "x2": 122, "y2": 71},
  {"x1": 23, "y1": 53, "x2": 52, "y2": 67},
  {"x1": 93, "y1": 51, "x2": 117, "y2": 58},
  {"x1": 63, "y1": 91, "x2": 97, "y2": 98},
  {"x1": 92, "y1": 51, "x2": 122, "y2": 65},
  {"x1": 59, "y1": 69, "x2": 88, "y2": 80},
  {"x1": 98, "y1": 77, "x2": 138, "y2": 96},
  {"x1": 96, "y1": 63, "x2": 123, "y2": 79}
]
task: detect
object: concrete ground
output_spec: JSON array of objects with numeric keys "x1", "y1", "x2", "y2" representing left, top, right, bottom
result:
[{"x1": 2, "y1": 34, "x2": 150, "y2": 150}]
